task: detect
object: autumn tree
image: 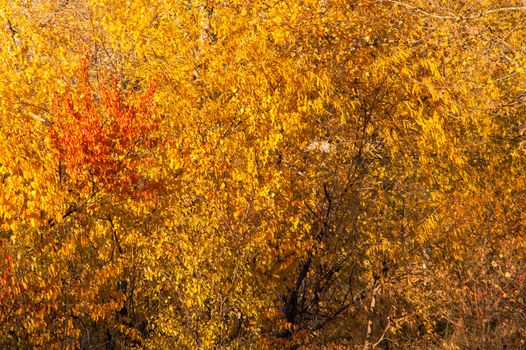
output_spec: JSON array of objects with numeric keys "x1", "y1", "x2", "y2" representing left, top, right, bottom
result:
[{"x1": 1, "y1": 0, "x2": 525, "y2": 349}]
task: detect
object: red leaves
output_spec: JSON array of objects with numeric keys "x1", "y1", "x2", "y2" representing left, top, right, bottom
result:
[
  {"x1": 0, "y1": 239, "x2": 14, "y2": 298},
  {"x1": 1, "y1": 255, "x2": 12, "y2": 283},
  {"x1": 50, "y1": 58, "x2": 159, "y2": 196}
]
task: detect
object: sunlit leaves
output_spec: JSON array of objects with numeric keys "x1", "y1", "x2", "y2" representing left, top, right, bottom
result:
[{"x1": 1, "y1": 0, "x2": 526, "y2": 348}]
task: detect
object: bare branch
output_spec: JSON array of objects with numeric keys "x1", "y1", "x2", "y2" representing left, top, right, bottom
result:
[{"x1": 384, "y1": 0, "x2": 526, "y2": 20}]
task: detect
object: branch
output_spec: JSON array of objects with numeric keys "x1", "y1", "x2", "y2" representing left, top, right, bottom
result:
[
  {"x1": 372, "y1": 309, "x2": 393, "y2": 348},
  {"x1": 5, "y1": 17, "x2": 19, "y2": 48},
  {"x1": 385, "y1": 0, "x2": 458, "y2": 20},
  {"x1": 384, "y1": 0, "x2": 526, "y2": 20},
  {"x1": 30, "y1": 113, "x2": 52, "y2": 126},
  {"x1": 484, "y1": 6, "x2": 526, "y2": 15}
]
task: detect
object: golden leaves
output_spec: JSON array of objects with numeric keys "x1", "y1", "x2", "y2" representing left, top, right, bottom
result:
[{"x1": 1, "y1": 0, "x2": 526, "y2": 348}]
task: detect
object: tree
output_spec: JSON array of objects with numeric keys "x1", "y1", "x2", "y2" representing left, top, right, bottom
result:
[{"x1": 1, "y1": 0, "x2": 525, "y2": 348}]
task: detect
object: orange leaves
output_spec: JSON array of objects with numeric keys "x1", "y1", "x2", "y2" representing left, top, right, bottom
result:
[
  {"x1": 50, "y1": 57, "x2": 159, "y2": 196},
  {"x1": 0, "y1": 240, "x2": 13, "y2": 285}
]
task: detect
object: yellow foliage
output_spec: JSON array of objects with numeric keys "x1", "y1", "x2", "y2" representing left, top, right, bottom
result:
[{"x1": 0, "y1": 0, "x2": 526, "y2": 348}]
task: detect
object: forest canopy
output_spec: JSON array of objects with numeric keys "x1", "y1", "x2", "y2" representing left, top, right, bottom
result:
[{"x1": 0, "y1": 0, "x2": 525, "y2": 348}]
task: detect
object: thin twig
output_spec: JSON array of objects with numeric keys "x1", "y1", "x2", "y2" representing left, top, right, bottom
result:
[{"x1": 384, "y1": 0, "x2": 526, "y2": 20}]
